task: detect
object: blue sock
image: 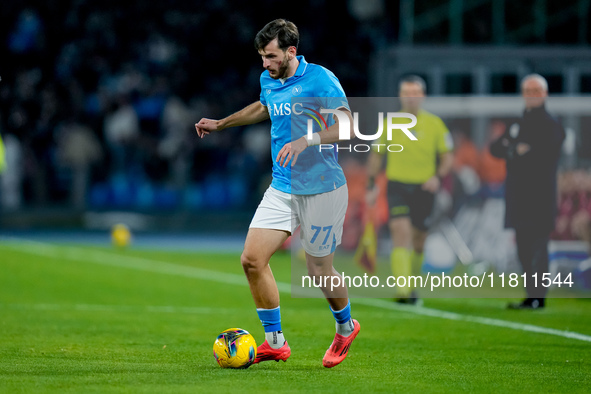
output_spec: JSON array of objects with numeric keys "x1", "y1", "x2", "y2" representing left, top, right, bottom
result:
[
  {"x1": 331, "y1": 301, "x2": 351, "y2": 324},
  {"x1": 257, "y1": 307, "x2": 285, "y2": 348},
  {"x1": 256, "y1": 306, "x2": 282, "y2": 333},
  {"x1": 331, "y1": 301, "x2": 355, "y2": 336}
]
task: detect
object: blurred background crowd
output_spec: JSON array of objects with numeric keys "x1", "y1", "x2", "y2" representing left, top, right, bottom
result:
[
  {"x1": 0, "y1": 0, "x2": 590, "y2": 249},
  {"x1": 0, "y1": 0, "x2": 382, "y2": 212}
]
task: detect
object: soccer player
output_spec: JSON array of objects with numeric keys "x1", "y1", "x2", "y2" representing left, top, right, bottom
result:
[
  {"x1": 195, "y1": 19, "x2": 360, "y2": 368},
  {"x1": 366, "y1": 75, "x2": 453, "y2": 303}
]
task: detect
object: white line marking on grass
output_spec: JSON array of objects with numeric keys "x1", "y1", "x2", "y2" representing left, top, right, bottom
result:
[
  {"x1": 3, "y1": 238, "x2": 591, "y2": 343},
  {"x1": 1, "y1": 237, "x2": 260, "y2": 288},
  {"x1": 1, "y1": 303, "x2": 234, "y2": 315},
  {"x1": 355, "y1": 298, "x2": 591, "y2": 343}
]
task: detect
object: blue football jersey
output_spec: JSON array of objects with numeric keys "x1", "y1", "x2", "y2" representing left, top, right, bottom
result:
[{"x1": 259, "y1": 56, "x2": 349, "y2": 195}]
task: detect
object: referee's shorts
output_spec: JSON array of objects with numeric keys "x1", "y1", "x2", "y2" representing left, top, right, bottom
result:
[{"x1": 387, "y1": 181, "x2": 435, "y2": 232}]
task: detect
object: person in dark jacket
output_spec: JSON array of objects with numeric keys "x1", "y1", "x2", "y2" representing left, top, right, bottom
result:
[{"x1": 490, "y1": 73, "x2": 565, "y2": 309}]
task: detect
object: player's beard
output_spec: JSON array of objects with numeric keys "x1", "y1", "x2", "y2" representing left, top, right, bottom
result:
[{"x1": 269, "y1": 56, "x2": 290, "y2": 80}]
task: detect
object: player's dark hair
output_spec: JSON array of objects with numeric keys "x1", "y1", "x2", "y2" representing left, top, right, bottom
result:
[
  {"x1": 399, "y1": 75, "x2": 427, "y2": 93},
  {"x1": 254, "y1": 19, "x2": 299, "y2": 52}
]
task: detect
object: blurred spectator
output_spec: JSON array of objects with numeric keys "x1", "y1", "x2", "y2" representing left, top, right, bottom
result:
[
  {"x1": 452, "y1": 130, "x2": 479, "y2": 173},
  {"x1": 0, "y1": 2, "x2": 374, "y2": 210},
  {"x1": 342, "y1": 159, "x2": 389, "y2": 251},
  {"x1": 571, "y1": 171, "x2": 591, "y2": 252},
  {"x1": 103, "y1": 94, "x2": 140, "y2": 176},
  {"x1": 553, "y1": 169, "x2": 591, "y2": 250},
  {"x1": 8, "y1": 9, "x2": 44, "y2": 54},
  {"x1": 0, "y1": 134, "x2": 5, "y2": 174},
  {"x1": 1, "y1": 134, "x2": 24, "y2": 209},
  {"x1": 554, "y1": 171, "x2": 579, "y2": 240},
  {"x1": 240, "y1": 123, "x2": 273, "y2": 204},
  {"x1": 478, "y1": 121, "x2": 507, "y2": 197},
  {"x1": 451, "y1": 130, "x2": 480, "y2": 210},
  {"x1": 159, "y1": 95, "x2": 194, "y2": 188},
  {"x1": 55, "y1": 114, "x2": 103, "y2": 209},
  {"x1": 479, "y1": 122, "x2": 507, "y2": 184}
]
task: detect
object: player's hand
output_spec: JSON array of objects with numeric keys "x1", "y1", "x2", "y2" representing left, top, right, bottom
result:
[
  {"x1": 195, "y1": 118, "x2": 220, "y2": 138},
  {"x1": 421, "y1": 175, "x2": 440, "y2": 193},
  {"x1": 516, "y1": 142, "x2": 531, "y2": 156},
  {"x1": 276, "y1": 137, "x2": 308, "y2": 167}
]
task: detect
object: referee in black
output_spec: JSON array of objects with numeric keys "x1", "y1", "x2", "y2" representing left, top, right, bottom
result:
[{"x1": 490, "y1": 73, "x2": 565, "y2": 309}]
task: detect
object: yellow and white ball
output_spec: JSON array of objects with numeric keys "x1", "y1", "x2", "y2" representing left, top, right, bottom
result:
[{"x1": 213, "y1": 328, "x2": 257, "y2": 369}]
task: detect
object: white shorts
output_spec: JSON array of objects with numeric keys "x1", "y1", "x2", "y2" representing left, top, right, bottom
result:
[{"x1": 249, "y1": 185, "x2": 348, "y2": 257}]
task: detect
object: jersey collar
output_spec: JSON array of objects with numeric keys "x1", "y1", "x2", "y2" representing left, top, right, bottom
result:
[
  {"x1": 294, "y1": 55, "x2": 308, "y2": 77},
  {"x1": 279, "y1": 55, "x2": 308, "y2": 84}
]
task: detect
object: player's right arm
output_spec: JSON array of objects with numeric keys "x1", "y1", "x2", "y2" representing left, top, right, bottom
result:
[{"x1": 195, "y1": 101, "x2": 269, "y2": 138}]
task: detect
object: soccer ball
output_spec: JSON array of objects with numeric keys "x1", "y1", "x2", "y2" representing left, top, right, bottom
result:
[
  {"x1": 111, "y1": 223, "x2": 131, "y2": 248},
  {"x1": 213, "y1": 328, "x2": 257, "y2": 369}
]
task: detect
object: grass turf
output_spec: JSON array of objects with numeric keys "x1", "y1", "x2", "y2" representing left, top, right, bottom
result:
[{"x1": 0, "y1": 240, "x2": 590, "y2": 393}]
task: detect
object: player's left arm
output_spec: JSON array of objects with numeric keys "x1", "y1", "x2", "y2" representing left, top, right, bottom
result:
[
  {"x1": 422, "y1": 152, "x2": 453, "y2": 193},
  {"x1": 422, "y1": 120, "x2": 454, "y2": 193},
  {"x1": 436, "y1": 151, "x2": 454, "y2": 178},
  {"x1": 276, "y1": 108, "x2": 354, "y2": 167}
]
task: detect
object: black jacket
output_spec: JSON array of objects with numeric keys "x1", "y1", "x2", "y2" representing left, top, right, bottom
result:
[{"x1": 490, "y1": 104, "x2": 565, "y2": 233}]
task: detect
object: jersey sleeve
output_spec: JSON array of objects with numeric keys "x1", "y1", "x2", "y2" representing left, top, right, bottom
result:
[
  {"x1": 436, "y1": 117, "x2": 453, "y2": 153},
  {"x1": 259, "y1": 89, "x2": 267, "y2": 107},
  {"x1": 315, "y1": 69, "x2": 350, "y2": 112},
  {"x1": 313, "y1": 69, "x2": 350, "y2": 130}
]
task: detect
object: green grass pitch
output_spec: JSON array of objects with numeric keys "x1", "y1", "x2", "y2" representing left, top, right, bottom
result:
[{"x1": 1, "y1": 239, "x2": 590, "y2": 393}]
